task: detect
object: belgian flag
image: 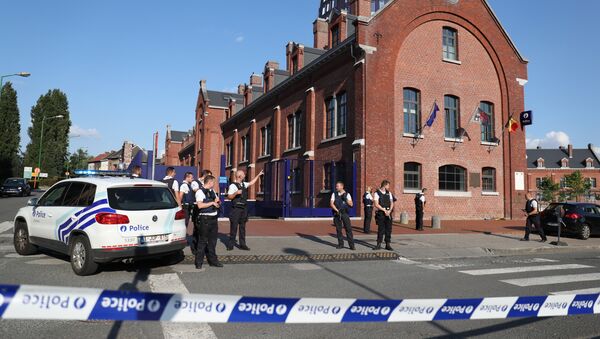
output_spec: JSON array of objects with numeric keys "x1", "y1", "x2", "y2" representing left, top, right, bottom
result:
[{"x1": 506, "y1": 117, "x2": 519, "y2": 133}]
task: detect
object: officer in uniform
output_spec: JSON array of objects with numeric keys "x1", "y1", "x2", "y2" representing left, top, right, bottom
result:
[
  {"x1": 190, "y1": 169, "x2": 213, "y2": 253},
  {"x1": 162, "y1": 167, "x2": 180, "y2": 205},
  {"x1": 330, "y1": 181, "x2": 355, "y2": 250},
  {"x1": 194, "y1": 175, "x2": 223, "y2": 269},
  {"x1": 415, "y1": 188, "x2": 427, "y2": 231},
  {"x1": 179, "y1": 172, "x2": 196, "y2": 250},
  {"x1": 130, "y1": 165, "x2": 142, "y2": 179},
  {"x1": 373, "y1": 180, "x2": 394, "y2": 251},
  {"x1": 363, "y1": 186, "x2": 374, "y2": 234},
  {"x1": 521, "y1": 192, "x2": 547, "y2": 242},
  {"x1": 227, "y1": 169, "x2": 263, "y2": 251}
]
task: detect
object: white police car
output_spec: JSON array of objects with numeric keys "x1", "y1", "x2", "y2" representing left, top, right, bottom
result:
[{"x1": 12, "y1": 177, "x2": 187, "y2": 275}]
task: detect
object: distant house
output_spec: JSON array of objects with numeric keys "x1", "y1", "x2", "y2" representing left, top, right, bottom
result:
[
  {"x1": 87, "y1": 141, "x2": 148, "y2": 171},
  {"x1": 527, "y1": 144, "x2": 600, "y2": 201}
]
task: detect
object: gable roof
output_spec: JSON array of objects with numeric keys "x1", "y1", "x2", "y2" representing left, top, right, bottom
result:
[
  {"x1": 527, "y1": 147, "x2": 600, "y2": 169},
  {"x1": 207, "y1": 90, "x2": 244, "y2": 108},
  {"x1": 89, "y1": 152, "x2": 110, "y2": 163},
  {"x1": 169, "y1": 131, "x2": 188, "y2": 142}
]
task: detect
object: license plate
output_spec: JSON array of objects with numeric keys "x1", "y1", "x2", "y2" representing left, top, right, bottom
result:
[{"x1": 138, "y1": 234, "x2": 169, "y2": 245}]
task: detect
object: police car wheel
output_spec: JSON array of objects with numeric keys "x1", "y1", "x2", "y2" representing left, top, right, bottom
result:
[
  {"x1": 13, "y1": 221, "x2": 38, "y2": 255},
  {"x1": 70, "y1": 236, "x2": 98, "y2": 276}
]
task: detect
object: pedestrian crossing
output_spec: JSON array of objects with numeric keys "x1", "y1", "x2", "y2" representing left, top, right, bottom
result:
[{"x1": 455, "y1": 258, "x2": 600, "y2": 295}]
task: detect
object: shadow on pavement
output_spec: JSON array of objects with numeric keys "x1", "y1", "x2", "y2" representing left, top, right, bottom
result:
[{"x1": 428, "y1": 317, "x2": 547, "y2": 338}]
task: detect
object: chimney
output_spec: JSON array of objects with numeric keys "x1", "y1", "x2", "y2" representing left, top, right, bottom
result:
[
  {"x1": 568, "y1": 144, "x2": 573, "y2": 159},
  {"x1": 350, "y1": 0, "x2": 371, "y2": 18},
  {"x1": 237, "y1": 84, "x2": 245, "y2": 95},
  {"x1": 250, "y1": 73, "x2": 262, "y2": 87},
  {"x1": 313, "y1": 18, "x2": 328, "y2": 49},
  {"x1": 264, "y1": 61, "x2": 279, "y2": 93},
  {"x1": 166, "y1": 125, "x2": 172, "y2": 140}
]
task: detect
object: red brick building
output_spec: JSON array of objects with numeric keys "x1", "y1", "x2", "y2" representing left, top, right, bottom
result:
[
  {"x1": 527, "y1": 144, "x2": 600, "y2": 202},
  {"x1": 196, "y1": 0, "x2": 530, "y2": 219},
  {"x1": 162, "y1": 125, "x2": 190, "y2": 166}
]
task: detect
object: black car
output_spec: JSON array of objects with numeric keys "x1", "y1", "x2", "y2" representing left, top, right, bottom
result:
[
  {"x1": 0, "y1": 178, "x2": 32, "y2": 197},
  {"x1": 541, "y1": 202, "x2": 600, "y2": 240}
]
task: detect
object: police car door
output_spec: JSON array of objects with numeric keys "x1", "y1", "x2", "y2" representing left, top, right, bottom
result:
[{"x1": 30, "y1": 182, "x2": 71, "y2": 240}]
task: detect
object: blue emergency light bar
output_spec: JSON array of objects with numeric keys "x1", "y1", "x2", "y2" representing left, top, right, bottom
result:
[{"x1": 73, "y1": 169, "x2": 131, "y2": 177}]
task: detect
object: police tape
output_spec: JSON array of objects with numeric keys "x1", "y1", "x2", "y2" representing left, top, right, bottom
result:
[{"x1": 0, "y1": 284, "x2": 599, "y2": 323}]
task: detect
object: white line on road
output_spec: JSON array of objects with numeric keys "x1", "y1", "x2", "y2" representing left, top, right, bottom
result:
[
  {"x1": 551, "y1": 287, "x2": 600, "y2": 295},
  {"x1": 460, "y1": 264, "x2": 593, "y2": 276},
  {"x1": 148, "y1": 273, "x2": 217, "y2": 339},
  {"x1": 393, "y1": 257, "x2": 421, "y2": 265},
  {"x1": 501, "y1": 273, "x2": 600, "y2": 287},
  {"x1": 0, "y1": 221, "x2": 13, "y2": 234}
]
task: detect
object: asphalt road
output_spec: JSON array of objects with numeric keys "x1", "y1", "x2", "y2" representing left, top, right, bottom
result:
[{"x1": 1, "y1": 196, "x2": 599, "y2": 338}]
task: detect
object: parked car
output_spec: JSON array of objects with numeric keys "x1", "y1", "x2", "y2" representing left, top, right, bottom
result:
[
  {"x1": 0, "y1": 178, "x2": 31, "y2": 197},
  {"x1": 541, "y1": 202, "x2": 600, "y2": 240},
  {"x1": 13, "y1": 177, "x2": 187, "y2": 275}
]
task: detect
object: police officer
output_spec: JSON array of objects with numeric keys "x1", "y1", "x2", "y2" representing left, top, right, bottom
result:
[
  {"x1": 227, "y1": 169, "x2": 263, "y2": 251},
  {"x1": 162, "y1": 167, "x2": 180, "y2": 205},
  {"x1": 415, "y1": 188, "x2": 427, "y2": 231},
  {"x1": 330, "y1": 181, "x2": 355, "y2": 250},
  {"x1": 363, "y1": 186, "x2": 374, "y2": 234},
  {"x1": 190, "y1": 169, "x2": 213, "y2": 253},
  {"x1": 130, "y1": 165, "x2": 142, "y2": 179},
  {"x1": 179, "y1": 172, "x2": 196, "y2": 250},
  {"x1": 373, "y1": 180, "x2": 394, "y2": 251},
  {"x1": 194, "y1": 175, "x2": 223, "y2": 269},
  {"x1": 521, "y1": 192, "x2": 547, "y2": 242}
]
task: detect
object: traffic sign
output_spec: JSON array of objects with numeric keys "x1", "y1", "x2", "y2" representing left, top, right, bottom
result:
[
  {"x1": 34, "y1": 168, "x2": 41, "y2": 174},
  {"x1": 23, "y1": 167, "x2": 32, "y2": 179},
  {"x1": 39, "y1": 173, "x2": 48, "y2": 178}
]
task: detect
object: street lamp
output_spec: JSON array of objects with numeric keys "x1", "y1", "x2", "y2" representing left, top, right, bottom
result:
[
  {"x1": 0, "y1": 72, "x2": 31, "y2": 103},
  {"x1": 34, "y1": 114, "x2": 64, "y2": 188}
]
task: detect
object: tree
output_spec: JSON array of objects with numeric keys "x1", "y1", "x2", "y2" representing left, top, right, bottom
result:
[
  {"x1": 538, "y1": 177, "x2": 559, "y2": 202},
  {"x1": 67, "y1": 148, "x2": 91, "y2": 173},
  {"x1": 0, "y1": 82, "x2": 21, "y2": 180},
  {"x1": 23, "y1": 89, "x2": 71, "y2": 177},
  {"x1": 564, "y1": 171, "x2": 591, "y2": 202}
]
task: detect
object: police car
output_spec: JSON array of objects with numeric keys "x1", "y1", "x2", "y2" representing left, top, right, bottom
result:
[{"x1": 12, "y1": 177, "x2": 187, "y2": 276}]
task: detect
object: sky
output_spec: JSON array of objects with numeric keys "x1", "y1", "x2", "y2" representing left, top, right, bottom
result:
[{"x1": 1, "y1": 0, "x2": 599, "y2": 157}]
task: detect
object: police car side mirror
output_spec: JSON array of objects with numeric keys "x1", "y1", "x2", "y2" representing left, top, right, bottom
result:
[{"x1": 27, "y1": 198, "x2": 39, "y2": 207}]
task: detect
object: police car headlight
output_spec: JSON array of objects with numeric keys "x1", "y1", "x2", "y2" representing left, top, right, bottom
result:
[{"x1": 17, "y1": 187, "x2": 22, "y2": 190}]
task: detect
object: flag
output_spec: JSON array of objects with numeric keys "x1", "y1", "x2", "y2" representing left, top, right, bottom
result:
[
  {"x1": 507, "y1": 117, "x2": 519, "y2": 132},
  {"x1": 470, "y1": 107, "x2": 490, "y2": 125},
  {"x1": 425, "y1": 102, "x2": 439, "y2": 127}
]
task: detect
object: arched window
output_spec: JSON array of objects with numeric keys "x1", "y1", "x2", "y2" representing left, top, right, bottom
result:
[
  {"x1": 442, "y1": 27, "x2": 458, "y2": 61},
  {"x1": 439, "y1": 165, "x2": 466, "y2": 191},
  {"x1": 404, "y1": 162, "x2": 422, "y2": 190},
  {"x1": 482, "y1": 167, "x2": 496, "y2": 192},
  {"x1": 480, "y1": 102, "x2": 495, "y2": 142},
  {"x1": 403, "y1": 88, "x2": 421, "y2": 135}
]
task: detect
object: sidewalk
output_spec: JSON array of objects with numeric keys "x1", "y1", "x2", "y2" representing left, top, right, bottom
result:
[{"x1": 190, "y1": 219, "x2": 600, "y2": 261}]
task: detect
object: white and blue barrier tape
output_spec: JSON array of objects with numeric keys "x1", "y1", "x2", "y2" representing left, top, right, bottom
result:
[{"x1": 0, "y1": 284, "x2": 599, "y2": 323}]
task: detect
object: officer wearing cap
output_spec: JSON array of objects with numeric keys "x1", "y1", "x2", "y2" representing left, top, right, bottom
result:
[
  {"x1": 227, "y1": 169, "x2": 263, "y2": 251},
  {"x1": 363, "y1": 186, "x2": 374, "y2": 234},
  {"x1": 373, "y1": 180, "x2": 394, "y2": 251},
  {"x1": 194, "y1": 175, "x2": 223, "y2": 269},
  {"x1": 330, "y1": 181, "x2": 355, "y2": 250}
]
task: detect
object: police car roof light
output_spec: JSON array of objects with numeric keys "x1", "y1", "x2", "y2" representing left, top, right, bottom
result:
[{"x1": 95, "y1": 212, "x2": 130, "y2": 225}]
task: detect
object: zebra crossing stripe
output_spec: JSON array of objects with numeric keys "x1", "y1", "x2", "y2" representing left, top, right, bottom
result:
[
  {"x1": 460, "y1": 264, "x2": 594, "y2": 276},
  {"x1": 552, "y1": 287, "x2": 600, "y2": 295},
  {"x1": 501, "y1": 273, "x2": 600, "y2": 287}
]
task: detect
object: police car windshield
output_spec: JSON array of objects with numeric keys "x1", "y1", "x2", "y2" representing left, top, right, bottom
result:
[{"x1": 107, "y1": 187, "x2": 178, "y2": 211}]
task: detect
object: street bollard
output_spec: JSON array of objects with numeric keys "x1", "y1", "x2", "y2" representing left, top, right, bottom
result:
[
  {"x1": 400, "y1": 212, "x2": 409, "y2": 225},
  {"x1": 432, "y1": 215, "x2": 441, "y2": 229}
]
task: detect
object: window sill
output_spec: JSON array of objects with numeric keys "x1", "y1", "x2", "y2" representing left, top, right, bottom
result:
[
  {"x1": 434, "y1": 190, "x2": 472, "y2": 198},
  {"x1": 256, "y1": 192, "x2": 264, "y2": 196},
  {"x1": 444, "y1": 137, "x2": 463, "y2": 143},
  {"x1": 283, "y1": 147, "x2": 301, "y2": 154},
  {"x1": 481, "y1": 141, "x2": 499, "y2": 146},
  {"x1": 320, "y1": 134, "x2": 347, "y2": 145},
  {"x1": 238, "y1": 161, "x2": 250, "y2": 166},
  {"x1": 291, "y1": 191, "x2": 301, "y2": 195},
  {"x1": 320, "y1": 189, "x2": 332, "y2": 194},
  {"x1": 403, "y1": 189, "x2": 422, "y2": 194},
  {"x1": 257, "y1": 155, "x2": 271, "y2": 161},
  {"x1": 442, "y1": 58, "x2": 462, "y2": 65},
  {"x1": 403, "y1": 133, "x2": 423, "y2": 139},
  {"x1": 482, "y1": 191, "x2": 500, "y2": 196}
]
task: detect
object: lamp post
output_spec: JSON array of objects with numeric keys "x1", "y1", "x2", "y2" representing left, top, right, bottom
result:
[
  {"x1": 34, "y1": 114, "x2": 64, "y2": 188},
  {"x1": 0, "y1": 72, "x2": 31, "y2": 104}
]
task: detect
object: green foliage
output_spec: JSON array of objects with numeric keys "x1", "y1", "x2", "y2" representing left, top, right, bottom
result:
[
  {"x1": 0, "y1": 82, "x2": 21, "y2": 180},
  {"x1": 564, "y1": 171, "x2": 592, "y2": 202},
  {"x1": 538, "y1": 177, "x2": 559, "y2": 202},
  {"x1": 67, "y1": 148, "x2": 92, "y2": 172},
  {"x1": 23, "y1": 89, "x2": 71, "y2": 177}
]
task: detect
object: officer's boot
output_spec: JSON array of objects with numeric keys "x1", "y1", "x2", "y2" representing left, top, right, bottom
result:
[
  {"x1": 385, "y1": 242, "x2": 394, "y2": 251},
  {"x1": 349, "y1": 242, "x2": 356, "y2": 251},
  {"x1": 373, "y1": 242, "x2": 382, "y2": 250},
  {"x1": 336, "y1": 242, "x2": 344, "y2": 250}
]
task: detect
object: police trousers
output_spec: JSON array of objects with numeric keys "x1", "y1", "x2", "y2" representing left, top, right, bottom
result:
[
  {"x1": 229, "y1": 207, "x2": 248, "y2": 247},
  {"x1": 184, "y1": 204, "x2": 198, "y2": 252},
  {"x1": 525, "y1": 214, "x2": 546, "y2": 241},
  {"x1": 376, "y1": 211, "x2": 392, "y2": 244},
  {"x1": 363, "y1": 206, "x2": 373, "y2": 233},
  {"x1": 195, "y1": 215, "x2": 219, "y2": 267},
  {"x1": 334, "y1": 212, "x2": 354, "y2": 246},
  {"x1": 415, "y1": 208, "x2": 424, "y2": 230}
]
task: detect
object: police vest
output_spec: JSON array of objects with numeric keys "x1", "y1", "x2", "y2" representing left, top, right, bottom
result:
[
  {"x1": 231, "y1": 183, "x2": 248, "y2": 208},
  {"x1": 525, "y1": 199, "x2": 539, "y2": 213},
  {"x1": 415, "y1": 193, "x2": 424, "y2": 210},
  {"x1": 195, "y1": 179, "x2": 204, "y2": 191},
  {"x1": 363, "y1": 192, "x2": 373, "y2": 207},
  {"x1": 181, "y1": 182, "x2": 195, "y2": 205},
  {"x1": 198, "y1": 188, "x2": 218, "y2": 215},
  {"x1": 378, "y1": 190, "x2": 392, "y2": 209},
  {"x1": 333, "y1": 192, "x2": 349, "y2": 214},
  {"x1": 162, "y1": 178, "x2": 176, "y2": 195}
]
